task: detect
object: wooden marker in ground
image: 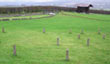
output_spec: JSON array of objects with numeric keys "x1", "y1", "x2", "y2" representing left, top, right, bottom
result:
[
  {"x1": 2, "y1": 27, "x2": 5, "y2": 33},
  {"x1": 69, "y1": 29, "x2": 72, "y2": 34},
  {"x1": 13, "y1": 45, "x2": 16, "y2": 56},
  {"x1": 57, "y1": 37, "x2": 60, "y2": 46},
  {"x1": 81, "y1": 29, "x2": 84, "y2": 34},
  {"x1": 78, "y1": 34, "x2": 80, "y2": 39},
  {"x1": 43, "y1": 28, "x2": 45, "y2": 33},
  {"x1": 98, "y1": 29, "x2": 101, "y2": 35},
  {"x1": 66, "y1": 49, "x2": 69, "y2": 61},
  {"x1": 87, "y1": 38, "x2": 90, "y2": 46},
  {"x1": 103, "y1": 34, "x2": 106, "y2": 39}
]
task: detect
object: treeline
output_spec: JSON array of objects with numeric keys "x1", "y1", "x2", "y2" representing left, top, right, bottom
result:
[
  {"x1": 0, "y1": 6, "x2": 76, "y2": 14},
  {"x1": 0, "y1": 6, "x2": 110, "y2": 14}
]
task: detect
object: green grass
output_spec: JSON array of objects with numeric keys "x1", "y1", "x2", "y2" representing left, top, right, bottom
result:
[
  {"x1": 63, "y1": 12, "x2": 110, "y2": 21},
  {"x1": 0, "y1": 12, "x2": 110, "y2": 64}
]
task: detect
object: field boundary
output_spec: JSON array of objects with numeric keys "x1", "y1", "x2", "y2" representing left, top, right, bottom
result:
[
  {"x1": 61, "y1": 12, "x2": 110, "y2": 22},
  {"x1": 0, "y1": 14, "x2": 55, "y2": 22}
]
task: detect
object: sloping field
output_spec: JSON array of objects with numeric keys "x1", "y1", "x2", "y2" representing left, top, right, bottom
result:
[
  {"x1": 0, "y1": 12, "x2": 110, "y2": 64},
  {"x1": 61, "y1": 12, "x2": 110, "y2": 21}
]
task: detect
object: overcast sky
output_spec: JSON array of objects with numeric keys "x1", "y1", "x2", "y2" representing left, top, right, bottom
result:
[
  {"x1": 0, "y1": 0, "x2": 59, "y2": 2},
  {"x1": 0, "y1": 0, "x2": 110, "y2": 9},
  {"x1": 0, "y1": 0, "x2": 109, "y2": 3}
]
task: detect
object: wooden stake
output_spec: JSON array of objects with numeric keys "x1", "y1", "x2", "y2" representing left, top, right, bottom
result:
[
  {"x1": 13, "y1": 45, "x2": 16, "y2": 56},
  {"x1": 2, "y1": 27, "x2": 5, "y2": 33},
  {"x1": 43, "y1": 28, "x2": 45, "y2": 33},
  {"x1": 103, "y1": 34, "x2": 106, "y2": 39},
  {"x1": 98, "y1": 29, "x2": 101, "y2": 35},
  {"x1": 69, "y1": 29, "x2": 72, "y2": 34},
  {"x1": 78, "y1": 34, "x2": 80, "y2": 39},
  {"x1": 81, "y1": 29, "x2": 84, "y2": 34},
  {"x1": 57, "y1": 37, "x2": 60, "y2": 46},
  {"x1": 66, "y1": 49, "x2": 69, "y2": 61},
  {"x1": 87, "y1": 38, "x2": 90, "y2": 46}
]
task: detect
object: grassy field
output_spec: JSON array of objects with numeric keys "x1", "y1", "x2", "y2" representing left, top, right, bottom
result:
[{"x1": 0, "y1": 12, "x2": 110, "y2": 64}]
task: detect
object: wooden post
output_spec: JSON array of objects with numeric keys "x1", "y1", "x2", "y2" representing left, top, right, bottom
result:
[
  {"x1": 78, "y1": 34, "x2": 80, "y2": 39},
  {"x1": 66, "y1": 49, "x2": 69, "y2": 61},
  {"x1": 103, "y1": 34, "x2": 106, "y2": 39},
  {"x1": 57, "y1": 37, "x2": 60, "y2": 46},
  {"x1": 13, "y1": 45, "x2": 16, "y2": 56},
  {"x1": 87, "y1": 38, "x2": 90, "y2": 46},
  {"x1": 98, "y1": 29, "x2": 101, "y2": 35},
  {"x1": 81, "y1": 29, "x2": 84, "y2": 34},
  {"x1": 43, "y1": 28, "x2": 45, "y2": 33},
  {"x1": 69, "y1": 29, "x2": 72, "y2": 34},
  {"x1": 2, "y1": 27, "x2": 5, "y2": 33}
]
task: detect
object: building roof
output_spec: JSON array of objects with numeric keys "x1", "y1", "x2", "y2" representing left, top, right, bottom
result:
[{"x1": 75, "y1": 4, "x2": 93, "y2": 7}]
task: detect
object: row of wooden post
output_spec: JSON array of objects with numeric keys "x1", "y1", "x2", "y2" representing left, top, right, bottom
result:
[
  {"x1": 2, "y1": 27, "x2": 106, "y2": 61},
  {"x1": 42, "y1": 28, "x2": 106, "y2": 39},
  {"x1": 1, "y1": 27, "x2": 106, "y2": 39},
  {"x1": 57, "y1": 35, "x2": 105, "y2": 47}
]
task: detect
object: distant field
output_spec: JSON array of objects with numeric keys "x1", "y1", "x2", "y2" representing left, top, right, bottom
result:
[
  {"x1": 62, "y1": 12, "x2": 110, "y2": 21},
  {"x1": 0, "y1": 12, "x2": 110, "y2": 64},
  {"x1": 0, "y1": 14, "x2": 49, "y2": 20}
]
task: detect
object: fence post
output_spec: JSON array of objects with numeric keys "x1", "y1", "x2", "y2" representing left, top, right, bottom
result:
[
  {"x1": 87, "y1": 38, "x2": 90, "y2": 46},
  {"x1": 98, "y1": 29, "x2": 101, "y2": 35},
  {"x1": 57, "y1": 37, "x2": 60, "y2": 46},
  {"x1": 69, "y1": 29, "x2": 72, "y2": 34},
  {"x1": 78, "y1": 34, "x2": 80, "y2": 39},
  {"x1": 13, "y1": 45, "x2": 16, "y2": 56},
  {"x1": 103, "y1": 34, "x2": 106, "y2": 39},
  {"x1": 81, "y1": 29, "x2": 84, "y2": 34},
  {"x1": 43, "y1": 28, "x2": 45, "y2": 33},
  {"x1": 66, "y1": 49, "x2": 69, "y2": 61},
  {"x1": 2, "y1": 27, "x2": 5, "y2": 33}
]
